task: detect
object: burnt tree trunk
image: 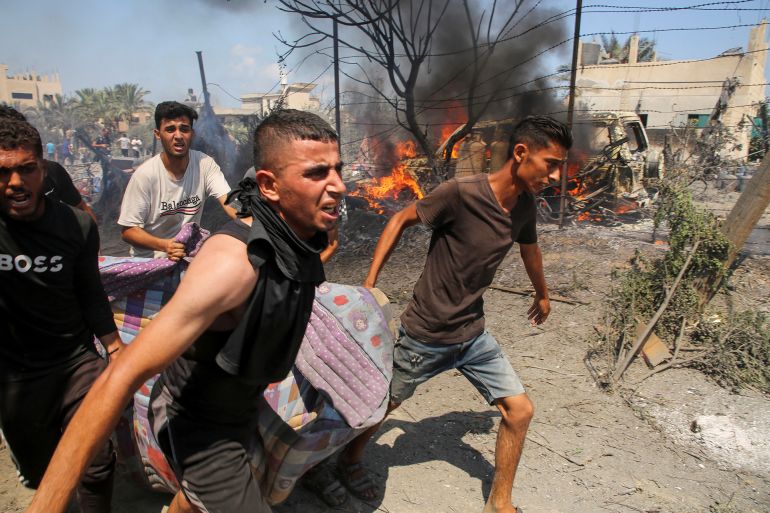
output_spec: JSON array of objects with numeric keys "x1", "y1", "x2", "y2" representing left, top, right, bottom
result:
[
  {"x1": 697, "y1": 151, "x2": 770, "y2": 305},
  {"x1": 721, "y1": 151, "x2": 770, "y2": 268}
]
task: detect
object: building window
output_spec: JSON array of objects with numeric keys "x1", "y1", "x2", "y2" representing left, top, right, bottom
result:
[
  {"x1": 43, "y1": 94, "x2": 53, "y2": 103},
  {"x1": 687, "y1": 114, "x2": 710, "y2": 128},
  {"x1": 11, "y1": 92, "x2": 34, "y2": 100}
]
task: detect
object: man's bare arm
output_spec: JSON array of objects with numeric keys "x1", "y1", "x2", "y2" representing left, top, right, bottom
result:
[
  {"x1": 218, "y1": 195, "x2": 239, "y2": 220},
  {"x1": 363, "y1": 203, "x2": 421, "y2": 288},
  {"x1": 121, "y1": 226, "x2": 185, "y2": 260},
  {"x1": 320, "y1": 226, "x2": 339, "y2": 264},
  {"x1": 27, "y1": 234, "x2": 259, "y2": 513},
  {"x1": 98, "y1": 330, "x2": 126, "y2": 361},
  {"x1": 519, "y1": 242, "x2": 550, "y2": 325}
]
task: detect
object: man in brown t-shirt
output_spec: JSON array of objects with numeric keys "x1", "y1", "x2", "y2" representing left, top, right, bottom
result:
[{"x1": 337, "y1": 116, "x2": 571, "y2": 513}]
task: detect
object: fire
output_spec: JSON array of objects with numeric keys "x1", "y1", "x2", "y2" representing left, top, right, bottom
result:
[
  {"x1": 349, "y1": 139, "x2": 424, "y2": 214},
  {"x1": 439, "y1": 125, "x2": 461, "y2": 159}
]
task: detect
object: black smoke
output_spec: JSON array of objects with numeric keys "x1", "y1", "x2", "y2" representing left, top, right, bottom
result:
[{"x1": 315, "y1": 1, "x2": 571, "y2": 171}]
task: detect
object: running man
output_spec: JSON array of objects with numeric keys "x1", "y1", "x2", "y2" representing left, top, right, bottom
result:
[{"x1": 338, "y1": 116, "x2": 571, "y2": 513}]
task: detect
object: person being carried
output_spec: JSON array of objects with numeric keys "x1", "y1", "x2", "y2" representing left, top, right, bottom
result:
[
  {"x1": 117, "y1": 101, "x2": 237, "y2": 260},
  {"x1": 0, "y1": 117, "x2": 124, "y2": 513},
  {"x1": 0, "y1": 106, "x2": 97, "y2": 223},
  {"x1": 338, "y1": 116, "x2": 571, "y2": 513},
  {"x1": 27, "y1": 109, "x2": 346, "y2": 513}
]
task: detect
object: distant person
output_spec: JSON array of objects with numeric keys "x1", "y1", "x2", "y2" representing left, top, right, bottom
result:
[
  {"x1": 58, "y1": 140, "x2": 73, "y2": 165},
  {"x1": 117, "y1": 101, "x2": 237, "y2": 259},
  {"x1": 0, "y1": 116, "x2": 123, "y2": 513},
  {"x1": 117, "y1": 133, "x2": 130, "y2": 157},
  {"x1": 46, "y1": 140, "x2": 55, "y2": 160},
  {"x1": 131, "y1": 136, "x2": 142, "y2": 158},
  {"x1": 0, "y1": 106, "x2": 96, "y2": 223},
  {"x1": 339, "y1": 116, "x2": 572, "y2": 513},
  {"x1": 92, "y1": 129, "x2": 110, "y2": 162}
]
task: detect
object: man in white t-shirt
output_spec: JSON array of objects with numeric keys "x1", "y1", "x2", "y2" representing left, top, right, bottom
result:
[
  {"x1": 131, "y1": 137, "x2": 142, "y2": 158},
  {"x1": 118, "y1": 101, "x2": 237, "y2": 259},
  {"x1": 118, "y1": 133, "x2": 131, "y2": 157}
]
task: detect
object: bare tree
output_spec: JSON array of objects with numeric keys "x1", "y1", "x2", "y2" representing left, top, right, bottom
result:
[{"x1": 276, "y1": 0, "x2": 558, "y2": 177}]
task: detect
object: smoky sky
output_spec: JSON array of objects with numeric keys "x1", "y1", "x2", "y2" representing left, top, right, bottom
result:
[
  {"x1": 285, "y1": 1, "x2": 571, "y2": 167},
  {"x1": 191, "y1": 0, "x2": 268, "y2": 12}
]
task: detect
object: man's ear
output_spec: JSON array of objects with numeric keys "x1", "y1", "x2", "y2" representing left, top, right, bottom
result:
[
  {"x1": 255, "y1": 169, "x2": 279, "y2": 202},
  {"x1": 512, "y1": 143, "x2": 528, "y2": 164},
  {"x1": 153, "y1": 128, "x2": 160, "y2": 140}
]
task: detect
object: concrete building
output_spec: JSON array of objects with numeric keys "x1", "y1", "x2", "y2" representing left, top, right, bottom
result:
[
  {"x1": 240, "y1": 81, "x2": 321, "y2": 117},
  {"x1": 0, "y1": 64, "x2": 63, "y2": 110},
  {"x1": 211, "y1": 79, "x2": 323, "y2": 124},
  {"x1": 575, "y1": 21, "x2": 768, "y2": 159}
]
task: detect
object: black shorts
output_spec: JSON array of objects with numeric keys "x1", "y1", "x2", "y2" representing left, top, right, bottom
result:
[
  {"x1": 0, "y1": 350, "x2": 115, "y2": 489},
  {"x1": 149, "y1": 383, "x2": 271, "y2": 513}
]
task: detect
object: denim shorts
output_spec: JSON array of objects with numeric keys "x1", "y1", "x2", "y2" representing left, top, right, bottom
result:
[{"x1": 390, "y1": 328, "x2": 526, "y2": 405}]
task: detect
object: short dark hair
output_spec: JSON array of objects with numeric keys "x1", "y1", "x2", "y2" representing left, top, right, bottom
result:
[
  {"x1": 0, "y1": 118, "x2": 43, "y2": 159},
  {"x1": 0, "y1": 105, "x2": 28, "y2": 122},
  {"x1": 253, "y1": 109, "x2": 338, "y2": 170},
  {"x1": 507, "y1": 116, "x2": 572, "y2": 159},
  {"x1": 154, "y1": 101, "x2": 198, "y2": 129}
]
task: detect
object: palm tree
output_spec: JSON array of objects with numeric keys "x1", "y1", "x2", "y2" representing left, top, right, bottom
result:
[
  {"x1": 74, "y1": 87, "x2": 117, "y2": 130},
  {"x1": 31, "y1": 94, "x2": 79, "y2": 133},
  {"x1": 601, "y1": 32, "x2": 626, "y2": 62},
  {"x1": 112, "y1": 83, "x2": 151, "y2": 128},
  {"x1": 601, "y1": 32, "x2": 656, "y2": 63}
]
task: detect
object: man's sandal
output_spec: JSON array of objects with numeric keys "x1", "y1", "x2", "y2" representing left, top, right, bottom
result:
[
  {"x1": 302, "y1": 465, "x2": 348, "y2": 507},
  {"x1": 337, "y1": 461, "x2": 380, "y2": 500}
]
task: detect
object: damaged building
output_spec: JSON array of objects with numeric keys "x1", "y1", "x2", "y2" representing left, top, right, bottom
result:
[{"x1": 575, "y1": 20, "x2": 768, "y2": 161}]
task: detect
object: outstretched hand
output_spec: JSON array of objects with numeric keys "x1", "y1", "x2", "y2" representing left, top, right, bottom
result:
[{"x1": 527, "y1": 293, "x2": 550, "y2": 325}]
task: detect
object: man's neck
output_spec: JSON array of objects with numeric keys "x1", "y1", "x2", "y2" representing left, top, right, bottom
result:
[
  {"x1": 487, "y1": 161, "x2": 523, "y2": 213},
  {"x1": 160, "y1": 151, "x2": 190, "y2": 180}
]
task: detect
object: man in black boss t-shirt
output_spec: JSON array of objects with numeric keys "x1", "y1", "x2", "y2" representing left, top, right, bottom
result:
[{"x1": 0, "y1": 118, "x2": 123, "y2": 513}]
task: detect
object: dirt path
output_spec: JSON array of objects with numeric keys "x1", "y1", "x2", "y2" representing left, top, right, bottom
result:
[{"x1": 2, "y1": 211, "x2": 768, "y2": 513}]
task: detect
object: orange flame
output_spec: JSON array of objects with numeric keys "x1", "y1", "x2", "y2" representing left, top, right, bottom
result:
[
  {"x1": 349, "y1": 140, "x2": 424, "y2": 214},
  {"x1": 440, "y1": 126, "x2": 462, "y2": 159}
]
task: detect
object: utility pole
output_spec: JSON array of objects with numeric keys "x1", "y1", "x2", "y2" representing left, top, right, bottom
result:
[
  {"x1": 559, "y1": 0, "x2": 583, "y2": 228},
  {"x1": 195, "y1": 51, "x2": 212, "y2": 111},
  {"x1": 333, "y1": 17, "x2": 341, "y2": 149}
]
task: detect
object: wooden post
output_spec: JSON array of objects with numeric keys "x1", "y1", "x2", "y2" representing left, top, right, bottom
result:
[{"x1": 721, "y1": 150, "x2": 770, "y2": 268}]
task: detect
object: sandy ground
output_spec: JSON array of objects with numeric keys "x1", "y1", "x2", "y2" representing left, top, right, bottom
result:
[{"x1": 1, "y1": 184, "x2": 769, "y2": 513}]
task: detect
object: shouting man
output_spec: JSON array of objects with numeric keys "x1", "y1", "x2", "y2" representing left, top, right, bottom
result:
[
  {"x1": 0, "y1": 118, "x2": 123, "y2": 512},
  {"x1": 0, "y1": 106, "x2": 97, "y2": 223},
  {"x1": 118, "y1": 101, "x2": 236, "y2": 260},
  {"x1": 27, "y1": 109, "x2": 345, "y2": 513},
  {"x1": 339, "y1": 116, "x2": 571, "y2": 513}
]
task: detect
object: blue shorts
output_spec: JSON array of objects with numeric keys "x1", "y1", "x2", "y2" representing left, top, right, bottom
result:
[{"x1": 390, "y1": 328, "x2": 526, "y2": 405}]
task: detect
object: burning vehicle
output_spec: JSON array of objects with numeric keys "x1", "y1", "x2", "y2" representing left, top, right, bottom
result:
[
  {"x1": 344, "y1": 111, "x2": 662, "y2": 224},
  {"x1": 437, "y1": 111, "x2": 663, "y2": 224}
]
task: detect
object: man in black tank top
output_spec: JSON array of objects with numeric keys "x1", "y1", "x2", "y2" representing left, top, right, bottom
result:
[{"x1": 29, "y1": 110, "x2": 346, "y2": 513}]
